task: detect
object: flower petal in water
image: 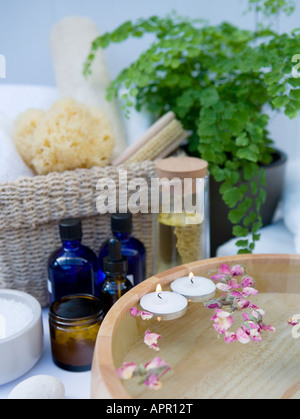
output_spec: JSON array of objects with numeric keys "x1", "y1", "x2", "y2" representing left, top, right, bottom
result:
[
  {"x1": 117, "y1": 362, "x2": 138, "y2": 380},
  {"x1": 144, "y1": 330, "x2": 162, "y2": 351},
  {"x1": 144, "y1": 374, "x2": 162, "y2": 390}
]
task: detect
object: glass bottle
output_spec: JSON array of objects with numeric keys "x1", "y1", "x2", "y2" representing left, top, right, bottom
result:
[
  {"x1": 100, "y1": 238, "x2": 133, "y2": 315},
  {"x1": 48, "y1": 218, "x2": 98, "y2": 304},
  {"x1": 97, "y1": 213, "x2": 146, "y2": 293},
  {"x1": 154, "y1": 156, "x2": 210, "y2": 273},
  {"x1": 49, "y1": 294, "x2": 103, "y2": 372}
]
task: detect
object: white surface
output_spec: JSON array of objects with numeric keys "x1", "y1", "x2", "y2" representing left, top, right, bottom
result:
[
  {"x1": 0, "y1": 84, "x2": 60, "y2": 121},
  {"x1": 0, "y1": 308, "x2": 92, "y2": 399},
  {"x1": 0, "y1": 289, "x2": 43, "y2": 386},
  {"x1": 217, "y1": 156, "x2": 300, "y2": 257},
  {"x1": 2, "y1": 0, "x2": 299, "y2": 86},
  {"x1": 217, "y1": 219, "x2": 296, "y2": 257},
  {"x1": 282, "y1": 159, "x2": 300, "y2": 253}
]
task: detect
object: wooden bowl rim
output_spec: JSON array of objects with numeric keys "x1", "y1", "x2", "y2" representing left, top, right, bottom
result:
[{"x1": 94, "y1": 253, "x2": 300, "y2": 399}]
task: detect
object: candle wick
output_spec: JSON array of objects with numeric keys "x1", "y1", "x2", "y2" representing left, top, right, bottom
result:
[
  {"x1": 190, "y1": 278, "x2": 194, "y2": 285},
  {"x1": 157, "y1": 293, "x2": 163, "y2": 300}
]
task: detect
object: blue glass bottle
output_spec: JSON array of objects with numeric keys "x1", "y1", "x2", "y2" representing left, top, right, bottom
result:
[
  {"x1": 48, "y1": 218, "x2": 98, "y2": 304},
  {"x1": 100, "y1": 238, "x2": 133, "y2": 315},
  {"x1": 97, "y1": 213, "x2": 146, "y2": 295}
]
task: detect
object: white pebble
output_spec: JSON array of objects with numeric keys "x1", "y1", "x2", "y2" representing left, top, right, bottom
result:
[{"x1": 8, "y1": 375, "x2": 65, "y2": 399}]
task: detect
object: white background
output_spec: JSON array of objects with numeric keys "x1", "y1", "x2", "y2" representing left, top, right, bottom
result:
[{"x1": 0, "y1": 0, "x2": 300, "y2": 158}]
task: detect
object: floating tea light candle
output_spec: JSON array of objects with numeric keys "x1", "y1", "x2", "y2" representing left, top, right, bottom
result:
[
  {"x1": 140, "y1": 284, "x2": 188, "y2": 321},
  {"x1": 171, "y1": 272, "x2": 216, "y2": 303}
]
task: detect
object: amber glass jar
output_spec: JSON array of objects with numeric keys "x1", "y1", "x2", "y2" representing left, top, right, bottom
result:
[{"x1": 49, "y1": 294, "x2": 103, "y2": 372}]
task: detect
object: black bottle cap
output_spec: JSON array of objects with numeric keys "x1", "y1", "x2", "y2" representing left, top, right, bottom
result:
[
  {"x1": 59, "y1": 218, "x2": 82, "y2": 241},
  {"x1": 103, "y1": 238, "x2": 128, "y2": 275},
  {"x1": 111, "y1": 212, "x2": 132, "y2": 234}
]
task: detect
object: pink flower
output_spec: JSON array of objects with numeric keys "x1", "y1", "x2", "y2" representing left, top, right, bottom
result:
[
  {"x1": 211, "y1": 273, "x2": 229, "y2": 282},
  {"x1": 231, "y1": 265, "x2": 245, "y2": 276},
  {"x1": 242, "y1": 287, "x2": 258, "y2": 297},
  {"x1": 216, "y1": 283, "x2": 232, "y2": 292},
  {"x1": 144, "y1": 330, "x2": 161, "y2": 351},
  {"x1": 219, "y1": 264, "x2": 232, "y2": 274},
  {"x1": 230, "y1": 291, "x2": 244, "y2": 299},
  {"x1": 228, "y1": 279, "x2": 241, "y2": 289},
  {"x1": 250, "y1": 308, "x2": 265, "y2": 321},
  {"x1": 130, "y1": 307, "x2": 140, "y2": 317},
  {"x1": 241, "y1": 276, "x2": 255, "y2": 288},
  {"x1": 144, "y1": 374, "x2": 162, "y2": 390},
  {"x1": 217, "y1": 279, "x2": 240, "y2": 292},
  {"x1": 145, "y1": 357, "x2": 171, "y2": 377},
  {"x1": 206, "y1": 301, "x2": 222, "y2": 309},
  {"x1": 214, "y1": 264, "x2": 244, "y2": 278},
  {"x1": 140, "y1": 311, "x2": 154, "y2": 320},
  {"x1": 225, "y1": 332, "x2": 237, "y2": 343},
  {"x1": 236, "y1": 328, "x2": 251, "y2": 344},
  {"x1": 207, "y1": 264, "x2": 273, "y2": 345},
  {"x1": 245, "y1": 320, "x2": 260, "y2": 331},
  {"x1": 211, "y1": 264, "x2": 234, "y2": 282},
  {"x1": 242, "y1": 312, "x2": 250, "y2": 321},
  {"x1": 236, "y1": 299, "x2": 250, "y2": 310},
  {"x1": 242, "y1": 320, "x2": 263, "y2": 341},
  {"x1": 117, "y1": 362, "x2": 138, "y2": 380},
  {"x1": 250, "y1": 328, "x2": 262, "y2": 342},
  {"x1": 145, "y1": 356, "x2": 168, "y2": 370},
  {"x1": 260, "y1": 324, "x2": 276, "y2": 332},
  {"x1": 130, "y1": 307, "x2": 153, "y2": 320},
  {"x1": 211, "y1": 309, "x2": 234, "y2": 334}
]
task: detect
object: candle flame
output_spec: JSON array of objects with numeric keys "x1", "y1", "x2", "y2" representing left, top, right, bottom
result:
[
  {"x1": 156, "y1": 284, "x2": 162, "y2": 294},
  {"x1": 189, "y1": 272, "x2": 194, "y2": 284},
  {"x1": 157, "y1": 317, "x2": 162, "y2": 322}
]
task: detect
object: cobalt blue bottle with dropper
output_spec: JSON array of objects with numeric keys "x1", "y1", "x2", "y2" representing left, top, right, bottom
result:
[
  {"x1": 48, "y1": 218, "x2": 98, "y2": 304},
  {"x1": 97, "y1": 213, "x2": 146, "y2": 294},
  {"x1": 100, "y1": 237, "x2": 133, "y2": 315}
]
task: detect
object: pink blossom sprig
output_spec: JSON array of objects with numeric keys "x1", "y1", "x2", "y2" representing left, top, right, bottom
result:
[
  {"x1": 117, "y1": 357, "x2": 171, "y2": 390},
  {"x1": 206, "y1": 264, "x2": 275, "y2": 344}
]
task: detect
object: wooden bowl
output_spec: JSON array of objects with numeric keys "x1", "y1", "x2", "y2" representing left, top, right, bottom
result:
[{"x1": 91, "y1": 254, "x2": 300, "y2": 399}]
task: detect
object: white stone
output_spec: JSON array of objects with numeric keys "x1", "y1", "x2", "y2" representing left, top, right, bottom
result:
[{"x1": 8, "y1": 375, "x2": 65, "y2": 399}]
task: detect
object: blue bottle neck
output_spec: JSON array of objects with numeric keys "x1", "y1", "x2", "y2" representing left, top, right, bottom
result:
[
  {"x1": 113, "y1": 232, "x2": 131, "y2": 242},
  {"x1": 62, "y1": 240, "x2": 82, "y2": 251}
]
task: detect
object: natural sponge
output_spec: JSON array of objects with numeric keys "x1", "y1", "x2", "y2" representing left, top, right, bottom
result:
[{"x1": 13, "y1": 98, "x2": 115, "y2": 175}]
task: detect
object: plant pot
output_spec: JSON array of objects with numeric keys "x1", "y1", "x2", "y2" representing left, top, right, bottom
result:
[{"x1": 209, "y1": 148, "x2": 288, "y2": 256}]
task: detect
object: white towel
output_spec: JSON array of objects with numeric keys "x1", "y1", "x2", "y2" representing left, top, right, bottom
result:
[
  {"x1": 282, "y1": 159, "x2": 300, "y2": 253},
  {"x1": 0, "y1": 112, "x2": 34, "y2": 182},
  {"x1": 49, "y1": 16, "x2": 127, "y2": 159}
]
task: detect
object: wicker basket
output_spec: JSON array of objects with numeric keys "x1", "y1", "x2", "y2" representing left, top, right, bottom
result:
[{"x1": 0, "y1": 161, "x2": 156, "y2": 307}]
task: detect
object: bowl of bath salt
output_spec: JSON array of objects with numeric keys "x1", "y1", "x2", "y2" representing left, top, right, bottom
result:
[{"x1": 0, "y1": 289, "x2": 43, "y2": 384}]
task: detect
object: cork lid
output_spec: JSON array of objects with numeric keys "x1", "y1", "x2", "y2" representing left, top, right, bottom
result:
[{"x1": 155, "y1": 156, "x2": 208, "y2": 180}]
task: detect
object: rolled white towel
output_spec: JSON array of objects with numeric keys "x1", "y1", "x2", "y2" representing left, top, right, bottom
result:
[
  {"x1": 49, "y1": 16, "x2": 127, "y2": 159},
  {"x1": 0, "y1": 113, "x2": 34, "y2": 182}
]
